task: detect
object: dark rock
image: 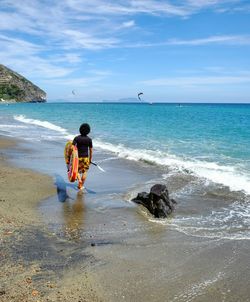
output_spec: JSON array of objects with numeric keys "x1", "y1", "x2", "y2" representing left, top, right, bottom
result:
[{"x1": 131, "y1": 184, "x2": 177, "y2": 218}]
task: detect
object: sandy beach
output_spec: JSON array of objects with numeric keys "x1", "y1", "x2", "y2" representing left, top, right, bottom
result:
[
  {"x1": 1, "y1": 134, "x2": 250, "y2": 302},
  {"x1": 0, "y1": 136, "x2": 103, "y2": 302}
]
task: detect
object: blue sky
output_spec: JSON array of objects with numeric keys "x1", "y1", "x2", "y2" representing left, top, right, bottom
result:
[{"x1": 1, "y1": 0, "x2": 250, "y2": 102}]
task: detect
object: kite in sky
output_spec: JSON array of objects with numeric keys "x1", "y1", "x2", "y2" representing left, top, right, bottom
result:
[{"x1": 138, "y1": 92, "x2": 143, "y2": 101}]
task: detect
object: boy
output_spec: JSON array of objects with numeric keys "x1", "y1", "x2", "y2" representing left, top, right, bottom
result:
[{"x1": 72, "y1": 123, "x2": 93, "y2": 190}]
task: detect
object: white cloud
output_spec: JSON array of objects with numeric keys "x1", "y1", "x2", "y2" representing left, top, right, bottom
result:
[
  {"x1": 141, "y1": 75, "x2": 250, "y2": 87},
  {"x1": 1, "y1": 1, "x2": 247, "y2": 54},
  {"x1": 62, "y1": 0, "x2": 247, "y2": 18},
  {"x1": 0, "y1": 34, "x2": 75, "y2": 79},
  {"x1": 123, "y1": 34, "x2": 250, "y2": 48},
  {"x1": 64, "y1": 0, "x2": 187, "y2": 16},
  {"x1": 186, "y1": 0, "x2": 228, "y2": 8},
  {"x1": 41, "y1": 76, "x2": 105, "y2": 87},
  {"x1": 121, "y1": 20, "x2": 135, "y2": 28},
  {"x1": 0, "y1": 0, "x2": 249, "y2": 90},
  {"x1": 1, "y1": 0, "x2": 241, "y2": 41},
  {"x1": 0, "y1": 12, "x2": 38, "y2": 34},
  {"x1": 0, "y1": 34, "x2": 43, "y2": 53},
  {"x1": 167, "y1": 35, "x2": 250, "y2": 45},
  {"x1": 87, "y1": 69, "x2": 113, "y2": 76},
  {"x1": 61, "y1": 29, "x2": 119, "y2": 50},
  {"x1": 50, "y1": 53, "x2": 83, "y2": 64}
]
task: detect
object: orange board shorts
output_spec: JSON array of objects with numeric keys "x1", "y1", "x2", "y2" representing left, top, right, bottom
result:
[{"x1": 78, "y1": 157, "x2": 90, "y2": 173}]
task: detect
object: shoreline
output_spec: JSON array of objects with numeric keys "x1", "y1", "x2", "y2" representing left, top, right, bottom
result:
[{"x1": 0, "y1": 136, "x2": 104, "y2": 302}]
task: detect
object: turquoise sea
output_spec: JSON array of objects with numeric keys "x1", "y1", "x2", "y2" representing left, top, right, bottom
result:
[
  {"x1": 0, "y1": 102, "x2": 250, "y2": 240},
  {"x1": 1, "y1": 103, "x2": 249, "y2": 191}
]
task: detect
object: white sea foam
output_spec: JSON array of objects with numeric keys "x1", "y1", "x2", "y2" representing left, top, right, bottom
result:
[
  {"x1": 94, "y1": 139, "x2": 250, "y2": 195},
  {"x1": 150, "y1": 200, "x2": 250, "y2": 240},
  {"x1": 13, "y1": 115, "x2": 250, "y2": 194},
  {"x1": 170, "y1": 271, "x2": 225, "y2": 302},
  {"x1": 13, "y1": 115, "x2": 73, "y2": 141},
  {"x1": 14, "y1": 115, "x2": 68, "y2": 134},
  {"x1": 0, "y1": 124, "x2": 28, "y2": 129}
]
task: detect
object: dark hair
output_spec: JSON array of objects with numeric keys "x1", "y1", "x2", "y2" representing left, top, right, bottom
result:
[{"x1": 79, "y1": 123, "x2": 90, "y2": 135}]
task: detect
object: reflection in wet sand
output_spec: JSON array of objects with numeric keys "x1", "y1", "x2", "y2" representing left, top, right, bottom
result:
[{"x1": 62, "y1": 192, "x2": 85, "y2": 241}]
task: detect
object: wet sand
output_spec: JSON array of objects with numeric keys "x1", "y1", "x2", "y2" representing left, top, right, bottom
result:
[
  {"x1": 0, "y1": 137, "x2": 103, "y2": 302},
  {"x1": 38, "y1": 148, "x2": 250, "y2": 302}
]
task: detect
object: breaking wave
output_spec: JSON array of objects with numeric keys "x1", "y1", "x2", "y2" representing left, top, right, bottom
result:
[{"x1": 14, "y1": 115, "x2": 69, "y2": 134}]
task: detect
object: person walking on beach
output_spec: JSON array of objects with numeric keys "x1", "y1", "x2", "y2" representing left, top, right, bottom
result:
[{"x1": 73, "y1": 123, "x2": 93, "y2": 190}]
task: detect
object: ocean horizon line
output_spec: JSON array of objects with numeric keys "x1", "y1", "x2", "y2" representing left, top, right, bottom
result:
[{"x1": 46, "y1": 101, "x2": 250, "y2": 105}]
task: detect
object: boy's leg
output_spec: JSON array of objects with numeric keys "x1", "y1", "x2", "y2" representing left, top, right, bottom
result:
[
  {"x1": 77, "y1": 172, "x2": 81, "y2": 182},
  {"x1": 81, "y1": 172, "x2": 87, "y2": 187},
  {"x1": 77, "y1": 172, "x2": 83, "y2": 189}
]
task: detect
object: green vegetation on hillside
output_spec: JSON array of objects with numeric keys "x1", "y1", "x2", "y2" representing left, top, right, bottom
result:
[{"x1": 0, "y1": 84, "x2": 24, "y2": 101}]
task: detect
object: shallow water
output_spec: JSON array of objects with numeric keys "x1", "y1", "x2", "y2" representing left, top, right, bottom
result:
[{"x1": 39, "y1": 178, "x2": 250, "y2": 302}]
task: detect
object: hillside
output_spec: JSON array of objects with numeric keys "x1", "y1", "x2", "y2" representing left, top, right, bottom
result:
[{"x1": 0, "y1": 64, "x2": 46, "y2": 103}]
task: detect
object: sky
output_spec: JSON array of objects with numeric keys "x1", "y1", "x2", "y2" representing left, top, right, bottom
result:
[{"x1": 1, "y1": 0, "x2": 250, "y2": 103}]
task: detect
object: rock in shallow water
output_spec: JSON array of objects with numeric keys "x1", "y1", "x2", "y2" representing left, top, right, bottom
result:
[{"x1": 131, "y1": 184, "x2": 177, "y2": 218}]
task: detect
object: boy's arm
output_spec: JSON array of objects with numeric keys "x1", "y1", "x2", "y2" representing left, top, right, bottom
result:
[
  {"x1": 72, "y1": 136, "x2": 77, "y2": 145},
  {"x1": 89, "y1": 147, "x2": 93, "y2": 163}
]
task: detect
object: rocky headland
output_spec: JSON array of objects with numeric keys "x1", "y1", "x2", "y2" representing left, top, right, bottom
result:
[{"x1": 0, "y1": 64, "x2": 46, "y2": 103}]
